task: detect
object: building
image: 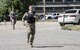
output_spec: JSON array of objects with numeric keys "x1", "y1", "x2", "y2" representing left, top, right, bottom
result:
[{"x1": 33, "y1": 0, "x2": 80, "y2": 15}]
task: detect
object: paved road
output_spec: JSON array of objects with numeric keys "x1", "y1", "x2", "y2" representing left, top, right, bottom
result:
[{"x1": 0, "y1": 21, "x2": 80, "y2": 50}]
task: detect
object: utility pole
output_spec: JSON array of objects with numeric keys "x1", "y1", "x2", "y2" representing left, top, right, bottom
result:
[
  {"x1": 43, "y1": 0, "x2": 46, "y2": 15},
  {"x1": 63, "y1": 2, "x2": 69, "y2": 26}
]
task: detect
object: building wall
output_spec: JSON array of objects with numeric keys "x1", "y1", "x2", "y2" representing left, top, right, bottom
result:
[{"x1": 33, "y1": 0, "x2": 80, "y2": 15}]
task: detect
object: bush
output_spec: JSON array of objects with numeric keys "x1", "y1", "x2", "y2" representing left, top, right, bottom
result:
[{"x1": 62, "y1": 25, "x2": 80, "y2": 31}]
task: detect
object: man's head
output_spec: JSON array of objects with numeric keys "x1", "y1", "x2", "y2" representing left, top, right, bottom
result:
[{"x1": 29, "y1": 5, "x2": 33, "y2": 11}]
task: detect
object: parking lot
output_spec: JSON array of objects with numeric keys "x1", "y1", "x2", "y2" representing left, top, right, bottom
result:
[{"x1": 0, "y1": 21, "x2": 80, "y2": 50}]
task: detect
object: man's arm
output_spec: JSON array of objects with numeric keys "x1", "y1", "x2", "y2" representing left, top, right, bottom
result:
[
  {"x1": 9, "y1": 12, "x2": 12, "y2": 17},
  {"x1": 22, "y1": 12, "x2": 28, "y2": 22},
  {"x1": 34, "y1": 14, "x2": 39, "y2": 21}
]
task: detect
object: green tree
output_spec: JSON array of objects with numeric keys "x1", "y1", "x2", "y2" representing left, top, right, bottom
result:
[{"x1": 0, "y1": 0, "x2": 39, "y2": 20}]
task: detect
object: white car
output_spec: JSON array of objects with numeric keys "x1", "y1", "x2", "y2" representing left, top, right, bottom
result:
[
  {"x1": 58, "y1": 9, "x2": 80, "y2": 26},
  {"x1": 45, "y1": 13, "x2": 59, "y2": 19}
]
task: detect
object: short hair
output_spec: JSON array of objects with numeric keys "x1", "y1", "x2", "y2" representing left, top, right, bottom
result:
[
  {"x1": 29, "y1": 5, "x2": 33, "y2": 8},
  {"x1": 29, "y1": 5, "x2": 34, "y2": 11}
]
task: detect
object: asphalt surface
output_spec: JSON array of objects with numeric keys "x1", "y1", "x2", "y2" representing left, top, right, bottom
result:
[{"x1": 0, "y1": 21, "x2": 80, "y2": 50}]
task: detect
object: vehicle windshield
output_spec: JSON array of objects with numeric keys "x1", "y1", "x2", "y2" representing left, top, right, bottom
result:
[{"x1": 65, "y1": 10, "x2": 77, "y2": 13}]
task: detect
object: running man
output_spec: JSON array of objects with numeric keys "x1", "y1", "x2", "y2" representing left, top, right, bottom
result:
[
  {"x1": 9, "y1": 10, "x2": 17, "y2": 29},
  {"x1": 22, "y1": 5, "x2": 36, "y2": 47}
]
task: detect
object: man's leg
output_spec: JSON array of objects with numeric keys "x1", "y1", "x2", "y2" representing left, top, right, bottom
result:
[
  {"x1": 10, "y1": 18, "x2": 13, "y2": 25},
  {"x1": 13, "y1": 19, "x2": 16, "y2": 29},
  {"x1": 4, "y1": 20, "x2": 6, "y2": 25},
  {"x1": 27, "y1": 24, "x2": 31, "y2": 43},
  {"x1": 13, "y1": 20, "x2": 15, "y2": 29},
  {"x1": 30, "y1": 33, "x2": 35, "y2": 47},
  {"x1": 27, "y1": 32, "x2": 31, "y2": 43},
  {"x1": 30, "y1": 24, "x2": 35, "y2": 47}
]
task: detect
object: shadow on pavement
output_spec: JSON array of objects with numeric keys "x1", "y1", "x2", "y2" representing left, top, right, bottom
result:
[{"x1": 33, "y1": 45, "x2": 64, "y2": 48}]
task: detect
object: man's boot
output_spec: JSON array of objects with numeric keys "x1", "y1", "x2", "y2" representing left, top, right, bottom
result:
[
  {"x1": 13, "y1": 25, "x2": 15, "y2": 29},
  {"x1": 30, "y1": 42, "x2": 33, "y2": 47}
]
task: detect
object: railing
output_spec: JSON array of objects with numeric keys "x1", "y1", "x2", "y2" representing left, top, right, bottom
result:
[
  {"x1": 36, "y1": 2, "x2": 80, "y2": 5},
  {"x1": 35, "y1": 10, "x2": 44, "y2": 13},
  {"x1": 35, "y1": 10, "x2": 62, "y2": 13}
]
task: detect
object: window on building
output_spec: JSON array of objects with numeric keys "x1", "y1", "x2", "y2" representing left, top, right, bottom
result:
[
  {"x1": 35, "y1": 7, "x2": 43, "y2": 12},
  {"x1": 64, "y1": 7, "x2": 73, "y2": 10},
  {"x1": 76, "y1": 0, "x2": 80, "y2": 1},
  {"x1": 76, "y1": 7, "x2": 80, "y2": 9},
  {"x1": 35, "y1": 7, "x2": 43, "y2": 10},
  {"x1": 55, "y1": 0, "x2": 63, "y2": 2},
  {"x1": 46, "y1": 7, "x2": 53, "y2": 12},
  {"x1": 46, "y1": 0, "x2": 53, "y2": 4},
  {"x1": 54, "y1": 7, "x2": 63, "y2": 12},
  {"x1": 65, "y1": 0, "x2": 73, "y2": 2},
  {"x1": 46, "y1": 0, "x2": 53, "y2": 2}
]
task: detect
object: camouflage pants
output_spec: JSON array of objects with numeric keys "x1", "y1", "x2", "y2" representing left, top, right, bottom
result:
[
  {"x1": 10, "y1": 17, "x2": 16, "y2": 29},
  {"x1": 27, "y1": 23, "x2": 35, "y2": 44}
]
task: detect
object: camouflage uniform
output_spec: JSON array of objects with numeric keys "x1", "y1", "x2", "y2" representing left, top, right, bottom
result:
[
  {"x1": 9, "y1": 10, "x2": 17, "y2": 29},
  {"x1": 22, "y1": 11, "x2": 36, "y2": 47},
  {"x1": 27, "y1": 23, "x2": 35, "y2": 44}
]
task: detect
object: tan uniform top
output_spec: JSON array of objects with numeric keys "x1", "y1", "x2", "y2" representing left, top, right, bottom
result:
[{"x1": 9, "y1": 11, "x2": 17, "y2": 20}]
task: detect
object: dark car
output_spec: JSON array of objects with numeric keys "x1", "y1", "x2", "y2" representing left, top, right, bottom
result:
[{"x1": 39, "y1": 15, "x2": 45, "y2": 19}]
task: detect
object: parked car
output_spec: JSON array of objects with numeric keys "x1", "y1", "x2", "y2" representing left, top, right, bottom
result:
[
  {"x1": 58, "y1": 9, "x2": 80, "y2": 26},
  {"x1": 45, "y1": 13, "x2": 59, "y2": 19},
  {"x1": 39, "y1": 14, "x2": 45, "y2": 19}
]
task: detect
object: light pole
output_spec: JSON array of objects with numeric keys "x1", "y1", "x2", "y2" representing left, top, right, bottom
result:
[
  {"x1": 43, "y1": 0, "x2": 46, "y2": 15},
  {"x1": 63, "y1": 2, "x2": 69, "y2": 26}
]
